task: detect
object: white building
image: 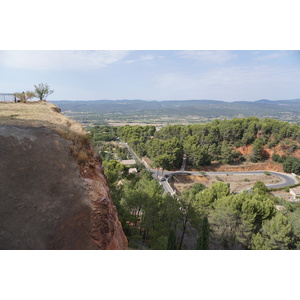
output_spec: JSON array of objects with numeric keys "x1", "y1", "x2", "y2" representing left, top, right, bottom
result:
[{"x1": 129, "y1": 168, "x2": 138, "y2": 174}]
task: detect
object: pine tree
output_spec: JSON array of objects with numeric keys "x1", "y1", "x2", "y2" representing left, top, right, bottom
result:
[
  {"x1": 250, "y1": 139, "x2": 264, "y2": 162},
  {"x1": 221, "y1": 141, "x2": 233, "y2": 164},
  {"x1": 196, "y1": 216, "x2": 210, "y2": 250},
  {"x1": 167, "y1": 229, "x2": 177, "y2": 250}
]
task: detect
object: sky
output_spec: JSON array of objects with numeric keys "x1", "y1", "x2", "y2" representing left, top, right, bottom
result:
[{"x1": 0, "y1": 50, "x2": 299, "y2": 102}]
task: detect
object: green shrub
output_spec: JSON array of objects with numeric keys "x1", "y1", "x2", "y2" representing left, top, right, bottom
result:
[{"x1": 272, "y1": 153, "x2": 280, "y2": 162}]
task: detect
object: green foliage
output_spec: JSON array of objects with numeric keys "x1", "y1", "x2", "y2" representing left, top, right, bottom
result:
[
  {"x1": 151, "y1": 137, "x2": 183, "y2": 170},
  {"x1": 207, "y1": 189, "x2": 276, "y2": 249},
  {"x1": 90, "y1": 117, "x2": 300, "y2": 171},
  {"x1": 107, "y1": 167, "x2": 182, "y2": 249},
  {"x1": 102, "y1": 154, "x2": 300, "y2": 250},
  {"x1": 91, "y1": 118, "x2": 300, "y2": 249},
  {"x1": 250, "y1": 139, "x2": 264, "y2": 162},
  {"x1": 195, "y1": 216, "x2": 210, "y2": 250},
  {"x1": 167, "y1": 229, "x2": 177, "y2": 250},
  {"x1": 190, "y1": 183, "x2": 206, "y2": 194},
  {"x1": 221, "y1": 141, "x2": 234, "y2": 164},
  {"x1": 283, "y1": 156, "x2": 300, "y2": 174},
  {"x1": 90, "y1": 125, "x2": 118, "y2": 142},
  {"x1": 252, "y1": 181, "x2": 268, "y2": 195},
  {"x1": 183, "y1": 136, "x2": 211, "y2": 168},
  {"x1": 251, "y1": 213, "x2": 295, "y2": 250},
  {"x1": 272, "y1": 153, "x2": 280, "y2": 162},
  {"x1": 279, "y1": 140, "x2": 299, "y2": 154},
  {"x1": 103, "y1": 159, "x2": 129, "y2": 184},
  {"x1": 34, "y1": 83, "x2": 54, "y2": 101}
]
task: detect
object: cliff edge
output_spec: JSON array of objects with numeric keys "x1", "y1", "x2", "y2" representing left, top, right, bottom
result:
[{"x1": 0, "y1": 102, "x2": 127, "y2": 249}]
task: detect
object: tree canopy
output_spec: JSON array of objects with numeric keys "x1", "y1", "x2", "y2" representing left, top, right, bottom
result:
[
  {"x1": 34, "y1": 83, "x2": 54, "y2": 101},
  {"x1": 108, "y1": 117, "x2": 300, "y2": 171}
]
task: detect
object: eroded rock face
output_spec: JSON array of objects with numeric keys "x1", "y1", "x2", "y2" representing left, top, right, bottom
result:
[
  {"x1": 0, "y1": 125, "x2": 127, "y2": 250},
  {"x1": 80, "y1": 157, "x2": 128, "y2": 250}
]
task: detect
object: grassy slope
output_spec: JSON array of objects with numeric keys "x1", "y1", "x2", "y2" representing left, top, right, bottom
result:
[
  {"x1": 0, "y1": 102, "x2": 86, "y2": 135},
  {"x1": 0, "y1": 101, "x2": 91, "y2": 164},
  {"x1": 0, "y1": 101, "x2": 85, "y2": 135}
]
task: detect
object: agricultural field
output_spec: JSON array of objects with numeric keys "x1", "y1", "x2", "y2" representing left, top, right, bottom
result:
[{"x1": 54, "y1": 99, "x2": 300, "y2": 127}]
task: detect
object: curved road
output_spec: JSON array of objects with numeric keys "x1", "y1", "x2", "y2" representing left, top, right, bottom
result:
[{"x1": 120, "y1": 142, "x2": 298, "y2": 194}]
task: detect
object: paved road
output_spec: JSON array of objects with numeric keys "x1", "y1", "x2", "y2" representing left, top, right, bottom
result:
[
  {"x1": 163, "y1": 170, "x2": 297, "y2": 189},
  {"x1": 120, "y1": 142, "x2": 298, "y2": 194}
]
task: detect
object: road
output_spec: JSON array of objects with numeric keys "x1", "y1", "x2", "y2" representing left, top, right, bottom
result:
[{"x1": 120, "y1": 142, "x2": 298, "y2": 194}]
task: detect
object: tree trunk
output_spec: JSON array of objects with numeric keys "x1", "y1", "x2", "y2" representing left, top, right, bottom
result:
[{"x1": 179, "y1": 217, "x2": 188, "y2": 250}]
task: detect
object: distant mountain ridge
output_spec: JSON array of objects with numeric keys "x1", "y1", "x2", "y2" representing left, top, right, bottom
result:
[{"x1": 52, "y1": 98, "x2": 300, "y2": 125}]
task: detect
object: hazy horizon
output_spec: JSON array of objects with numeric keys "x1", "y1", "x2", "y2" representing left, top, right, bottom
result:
[
  {"x1": 1, "y1": 50, "x2": 300, "y2": 102},
  {"x1": 52, "y1": 97, "x2": 300, "y2": 103}
]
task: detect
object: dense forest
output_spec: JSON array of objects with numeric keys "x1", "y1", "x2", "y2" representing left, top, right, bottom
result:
[
  {"x1": 88, "y1": 118, "x2": 300, "y2": 249},
  {"x1": 102, "y1": 159, "x2": 300, "y2": 250},
  {"x1": 89, "y1": 117, "x2": 300, "y2": 172}
]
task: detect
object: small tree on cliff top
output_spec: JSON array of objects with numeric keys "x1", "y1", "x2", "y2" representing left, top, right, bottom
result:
[{"x1": 34, "y1": 83, "x2": 54, "y2": 101}]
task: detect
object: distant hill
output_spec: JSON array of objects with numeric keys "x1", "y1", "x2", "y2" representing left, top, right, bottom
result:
[{"x1": 53, "y1": 98, "x2": 300, "y2": 125}]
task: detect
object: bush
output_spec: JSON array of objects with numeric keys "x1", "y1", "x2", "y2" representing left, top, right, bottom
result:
[
  {"x1": 76, "y1": 150, "x2": 89, "y2": 163},
  {"x1": 272, "y1": 153, "x2": 280, "y2": 162},
  {"x1": 267, "y1": 140, "x2": 278, "y2": 149},
  {"x1": 278, "y1": 155, "x2": 287, "y2": 163},
  {"x1": 56, "y1": 128, "x2": 92, "y2": 165},
  {"x1": 283, "y1": 157, "x2": 300, "y2": 174}
]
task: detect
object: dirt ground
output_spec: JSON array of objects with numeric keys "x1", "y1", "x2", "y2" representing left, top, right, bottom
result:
[
  {"x1": 271, "y1": 190, "x2": 297, "y2": 202},
  {"x1": 171, "y1": 173, "x2": 283, "y2": 194},
  {"x1": 200, "y1": 161, "x2": 284, "y2": 173},
  {"x1": 0, "y1": 101, "x2": 85, "y2": 135},
  {"x1": 107, "y1": 121, "x2": 162, "y2": 127}
]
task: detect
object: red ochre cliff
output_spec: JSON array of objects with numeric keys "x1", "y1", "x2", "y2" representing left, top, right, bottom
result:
[
  {"x1": 0, "y1": 102, "x2": 127, "y2": 250},
  {"x1": 80, "y1": 151, "x2": 128, "y2": 250}
]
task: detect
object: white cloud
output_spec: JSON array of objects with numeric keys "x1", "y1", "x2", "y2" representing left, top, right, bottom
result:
[
  {"x1": 0, "y1": 50, "x2": 130, "y2": 71},
  {"x1": 124, "y1": 54, "x2": 155, "y2": 64},
  {"x1": 179, "y1": 50, "x2": 236, "y2": 64},
  {"x1": 155, "y1": 64, "x2": 300, "y2": 101},
  {"x1": 254, "y1": 51, "x2": 288, "y2": 61}
]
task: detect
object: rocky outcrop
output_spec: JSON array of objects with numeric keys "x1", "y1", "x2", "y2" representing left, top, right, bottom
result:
[
  {"x1": 80, "y1": 151, "x2": 128, "y2": 250},
  {"x1": 0, "y1": 125, "x2": 127, "y2": 250}
]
